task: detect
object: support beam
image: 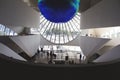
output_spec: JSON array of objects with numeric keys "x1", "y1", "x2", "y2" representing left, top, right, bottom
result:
[{"x1": 0, "y1": 36, "x2": 32, "y2": 61}]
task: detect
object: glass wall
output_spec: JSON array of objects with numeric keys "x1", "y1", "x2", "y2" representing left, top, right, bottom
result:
[
  {"x1": 0, "y1": 24, "x2": 18, "y2": 36},
  {"x1": 100, "y1": 27, "x2": 120, "y2": 38}
]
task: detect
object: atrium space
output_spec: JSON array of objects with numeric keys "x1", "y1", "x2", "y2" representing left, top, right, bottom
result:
[{"x1": 0, "y1": 0, "x2": 120, "y2": 65}]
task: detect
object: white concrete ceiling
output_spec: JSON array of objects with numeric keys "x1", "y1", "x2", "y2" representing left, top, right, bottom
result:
[
  {"x1": 22, "y1": 0, "x2": 102, "y2": 13},
  {"x1": 0, "y1": 0, "x2": 40, "y2": 28},
  {"x1": 81, "y1": 0, "x2": 120, "y2": 29}
]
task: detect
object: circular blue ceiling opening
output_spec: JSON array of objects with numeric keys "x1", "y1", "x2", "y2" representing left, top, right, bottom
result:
[{"x1": 38, "y1": 0, "x2": 80, "y2": 23}]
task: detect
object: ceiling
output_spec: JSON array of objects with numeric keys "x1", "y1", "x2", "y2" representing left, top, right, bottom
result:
[{"x1": 22, "y1": 0, "x2": 102, "y2": 13}]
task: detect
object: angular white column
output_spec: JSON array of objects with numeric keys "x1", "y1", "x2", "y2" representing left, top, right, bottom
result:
[
  {"x1": 10, "y1": 35, "x2": 40, "y2": 57},
  {"x1": 66, "y1": 35, "x2": 110, "y2": 57},
  {"x1": 0, "y1": 43, "x2": 26, "y2": 61},
  {"x1": 79, "y1": 36, "x2": 110, "y2": 57},
  {"x1": 94, "y1": 45, "x2": 120, "y2": 62}
]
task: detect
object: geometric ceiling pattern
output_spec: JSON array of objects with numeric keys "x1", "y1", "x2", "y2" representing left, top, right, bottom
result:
[{"x1": 39, "y1": 12, "x2": 80, "y2": 44}]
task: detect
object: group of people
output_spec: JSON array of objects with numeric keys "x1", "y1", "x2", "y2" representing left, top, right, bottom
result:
[
  {"x1": 34, "y1": 48, "x2": 85, "y2": 64},
  {"x1": 47, "y1": 51, "x2": 57, "y2": 64},
  {"x1": 34, "y1": 48, "x2": 57, "y2": 64}
]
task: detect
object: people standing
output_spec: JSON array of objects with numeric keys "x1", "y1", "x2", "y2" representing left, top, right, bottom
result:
[
  {"x1": 65, "y1": 53, "x2": 69, "y2": 64},
  {"x1": 79, "y1": 54, "x2": 82, "y2": 63},
  {"x1": 47, "y1": 51, "x2": 50, "y2": 62}
]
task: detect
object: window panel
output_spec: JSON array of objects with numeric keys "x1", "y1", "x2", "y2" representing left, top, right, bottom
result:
[{"x1": 39, "y1": 13, "x2": 80, "y2": 44}]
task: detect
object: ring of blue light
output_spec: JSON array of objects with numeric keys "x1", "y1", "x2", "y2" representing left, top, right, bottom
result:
[{"x1": 38, "y1": 0, "x2": 80, "y2": 23}]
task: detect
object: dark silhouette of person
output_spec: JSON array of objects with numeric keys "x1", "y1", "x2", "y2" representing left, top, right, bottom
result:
[
  {"x1": 47, "y1": 51, "x2": 49, "y2": 60},
  {"x1": 65, "y1": 55, "x2": 69, "y2": 64},
  {"x1": 53, "y1": 54, "x2": 56, "y2": 59},
  {"x1": 65, "y1": 56, "x2": 68, "y2": 61},
  {"x1": 71, "y1": 60, "x2": 74, "y2": 64},
  {"x1": 47, "y1": 51, "x2": 49, "y2": 57},
  {"x1": 79, "y1": 54, "x2": 82, "y2": 63},
  {"x1": 50, "y1": 51, "x2": 53, "y2": 60},
  {"x1": 86, "y1": 34, "x2": 88, "y2": 36},
  {"x1": 41, "y1": 48, "x2": 43, "y2": 52},
  {"x1": 37, "y1": 49, "x2": 40, "y2": 54}
]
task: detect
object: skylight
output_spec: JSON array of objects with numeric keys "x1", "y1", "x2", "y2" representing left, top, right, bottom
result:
[{"x1": 39, "y1": 12, "x2": 81, "y2": 44}]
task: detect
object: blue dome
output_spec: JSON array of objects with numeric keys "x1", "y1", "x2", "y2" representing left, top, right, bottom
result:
[{"x1": 38, "y1": 0, "x2": 80, "y2": 23}]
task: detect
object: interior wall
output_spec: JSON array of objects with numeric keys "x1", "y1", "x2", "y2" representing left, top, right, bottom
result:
[
  {"x1": 94, "y1": 27, "x2": 113, "y2": 37},
  {"x1": 81, "y1": 0, "x2": 120, "y2": 29},
  {"x1": 65, "y1": 35, "x2": 81, "y2": 46},
  {"x1": 79, "y1": 0, "x2": 91, "y2": 12},
  {"x1": 0, "y1": 43, "x2": 26, "y2": 61},
  {"x1": 94, "y1": 27, "x2": 120, "y2": 37},
  {"x1": 90, "y1": 0, "x2": 102, "y2": 7},
  {"x1": 9, "y1": 27, "x2": 24, "y2": 34},
  {"x1": 93, "y1": 45, "x2": 120, "y2": 62},
  {"x1": 87, "y1": 29, "x2": 96, "y2": 37},
  {"x1": 10, "y1": 35, "x2": 40, "y2": 57},
  {"x1": 39, "y1": 35, "x2": 54, "y2": 46},
  {"x1": 0, "y1": 0, "x2": 40, "y2": 28}
]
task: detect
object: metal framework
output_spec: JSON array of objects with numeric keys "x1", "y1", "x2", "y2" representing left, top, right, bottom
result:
[{"x1": 39, "y1": 13, "x2": 81, "y2": 44}]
